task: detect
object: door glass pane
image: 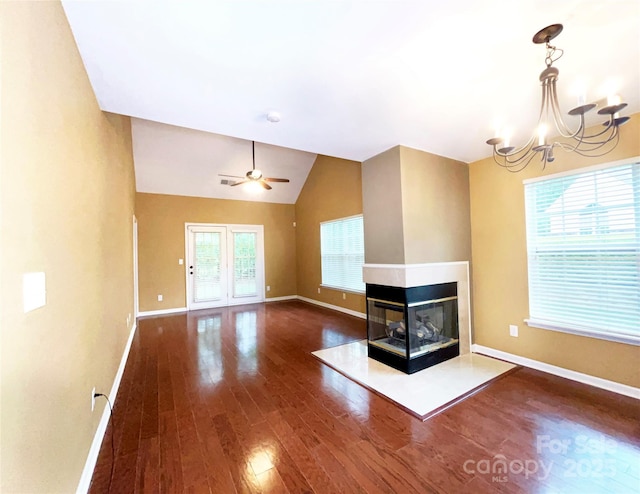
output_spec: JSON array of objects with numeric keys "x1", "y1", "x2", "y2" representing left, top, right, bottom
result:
[
  {"x1": 194, "y1": 232, "x2": 221, "y2": 302},
  {"x1": 233, "y1": 232, "x2": 257, "y2": 297}
]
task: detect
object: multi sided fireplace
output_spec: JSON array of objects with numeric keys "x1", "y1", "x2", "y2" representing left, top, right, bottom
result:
[{"x1": 366, "y1": 282, "x2": 459, "y2": 374}]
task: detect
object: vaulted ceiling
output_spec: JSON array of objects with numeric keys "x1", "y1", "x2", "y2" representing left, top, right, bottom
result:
[{"x1": 62, "y1": 1, "x2": 640, "y2": 203}]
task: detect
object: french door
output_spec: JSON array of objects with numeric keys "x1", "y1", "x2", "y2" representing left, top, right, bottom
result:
[{"x1": 186, "y1": 224, "x2": 264, "y2": 310}]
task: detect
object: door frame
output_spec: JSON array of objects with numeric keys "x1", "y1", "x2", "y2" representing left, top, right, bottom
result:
[
  {"x1": 133, "y1": 215, "x2": 139, "y2": 318},
  {"x1": 184, "y1": 222, "x2": 265, "y2": 310}
]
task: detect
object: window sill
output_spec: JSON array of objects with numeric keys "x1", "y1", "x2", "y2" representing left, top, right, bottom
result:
[
  {"x1": 525, "y1": 319, "x2": 640, "y2": 346},
  {"x1": 320, "y1": 284, "x2": 365, "y2": 296}
]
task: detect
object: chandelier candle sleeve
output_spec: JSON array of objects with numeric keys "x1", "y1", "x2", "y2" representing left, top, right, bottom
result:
[{"x1": 486, "y1": 24, "x2": 630, "y2": 173}]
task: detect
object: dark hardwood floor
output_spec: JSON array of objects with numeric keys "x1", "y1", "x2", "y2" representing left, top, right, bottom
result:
[{"x1": 89, "y1": 300, "x2": 640, "y2": 493}]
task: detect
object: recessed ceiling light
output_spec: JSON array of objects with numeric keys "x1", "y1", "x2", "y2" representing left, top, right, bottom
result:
[{"x1": 266, "y1": 111, "x2": 281, "y2": 123}]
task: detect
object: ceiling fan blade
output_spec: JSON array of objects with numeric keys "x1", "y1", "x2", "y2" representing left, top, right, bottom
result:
[
  {"x1": 219, "y1": 173, "x2": 245, "y2": 179},
  {"x1": 263, "y1": 177, "x2": 290, "y2": 183},
  {"x1": 230, "y1": 180, "x2": 249, "y2": 187},
  {"x1": 259, "y1": 180, "x2": 272, "y2": 190}
]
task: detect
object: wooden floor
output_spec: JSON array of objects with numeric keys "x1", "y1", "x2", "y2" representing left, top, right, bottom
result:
[{"x1": 89, "y1": 301, "x2": 640, "y2": 494}]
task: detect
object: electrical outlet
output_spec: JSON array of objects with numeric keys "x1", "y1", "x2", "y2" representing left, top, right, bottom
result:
[
  {"x1": 266, "y1": 285, "x2": 271, "y2": 292},
  {"x1": 342, "y1": 293, "x2": 346, "y2": 300},
  {"x1": 157, "y1": 294, "x2": 163, "y2": 302},
  {"x1": 317, "y1": 287, "x2": 321, "y2": 294},
  {"x1": 179, "y1": 258, "x2": 184, "y2": 265},
  {"x1": 509, "y1": 325, "x2": 519, "y2": 337},
  {"x1": 91, "y1": 387, "x2": 96, "y2": 411}
]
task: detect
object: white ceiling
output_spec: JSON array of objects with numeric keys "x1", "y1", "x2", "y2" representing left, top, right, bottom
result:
[
  {"x1": 62, "y1": 1, "x2": 639, "y2": 201},
  {"x1": 132, "y1": 118, "x2": 316, "y2": 204}
]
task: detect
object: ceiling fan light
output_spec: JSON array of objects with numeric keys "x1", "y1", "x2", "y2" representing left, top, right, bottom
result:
[
  {"x1": 249, "y1": 169, "x2": 263, "y2": 180},
  {"x1": 246, "y1": 180, "x2": 264, "y2": 193}
]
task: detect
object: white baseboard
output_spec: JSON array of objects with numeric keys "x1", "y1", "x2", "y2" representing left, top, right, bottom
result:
[
  {"x1": 472, "y1": 344, "x2": 640, "y2": 400},
  {"x1": 76, "y1": 322, "x2": 138, "y2": 494},
  {"x1": 297, "y1": 296, "x2": 366, "y2": 320},
  {"x1": 265, "y1": 295, "x2": 298, "y2": 302},
  {"x1": 138, "y1": 307, "x2": 187, "y2": 317}
]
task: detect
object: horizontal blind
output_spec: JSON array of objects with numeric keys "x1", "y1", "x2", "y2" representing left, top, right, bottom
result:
[
  {"x1": 320, "y1": 215, "x2": 365, "y2": 293},
  {"x1": 524, "y1": 162, "x2": 640, "y2": 339}
]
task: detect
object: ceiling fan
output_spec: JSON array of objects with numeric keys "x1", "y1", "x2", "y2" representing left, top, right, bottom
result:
[{"x1": 219, "y1": 141, "x2": 290, "y2": 190}]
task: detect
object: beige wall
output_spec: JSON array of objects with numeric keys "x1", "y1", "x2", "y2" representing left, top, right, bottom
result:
[
  {"x1": 399, "y1": 146, "x2": 471, "y2": 264},
  {"x1": 1, "y1": 3, "x2": 136, "y2": 492},
  {"x1": 295, "y1": 155, "x2": 366, "y2": 313},
  {"x1": 469, "y1": 116, "x2": 640, "y2": 387},
  {"x1": 362, "y1": 146, "x2": 405, "y2": 264},
  {"x1": 136, "y1": 193, "x2": 297, "y2": 312},
  {"x1": 362, "y1": 145, "x2": 471, "y2": 265}
]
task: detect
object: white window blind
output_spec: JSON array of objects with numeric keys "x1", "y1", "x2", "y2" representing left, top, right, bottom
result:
[
  {"x1": 524, "y1": 161, "x2": 640, "y2": 345},
  {"x1": 320, "y1": 215, "x2": 365, "y2": 293}
]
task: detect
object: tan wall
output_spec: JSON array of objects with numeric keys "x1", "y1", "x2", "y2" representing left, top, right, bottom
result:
[
  {"x1": 0, "y1": 3, "x2": 136, "y2": 492},
  {"x1": 362, "y1": 146, "x2": 405, "y2": 264},
  {"x1": 399, "y1": 146, "x2": 471, "y2": 264},
  {"x1": 296, "y1": 155, "x2": 366, "y2": 313},
  {"x1": 136, "y1": 193, "x2": 297, "y2": 312},
  {"x1": 469, "y1": 115, "x2": 640, "y2": 387}
]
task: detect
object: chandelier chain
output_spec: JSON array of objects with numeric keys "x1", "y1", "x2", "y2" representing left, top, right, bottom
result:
[{"x1": 544, "y1": 42, "x2": 563, "y2": 67}]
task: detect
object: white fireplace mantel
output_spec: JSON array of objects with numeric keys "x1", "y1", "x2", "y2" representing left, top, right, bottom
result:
[{"x1": 363, "y1": 262, "x2": 472, "y2": 355}]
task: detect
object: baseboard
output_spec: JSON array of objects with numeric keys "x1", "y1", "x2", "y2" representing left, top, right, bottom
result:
[
  {"x1": 76, "y1": 322, "x2": 138, "y2": 494},
  {"x1": 138, "y1": 307, "x2": 187, "y2": 317},
  {"x1": 265, "y1": 295, "x2": 298, "y2": 302},
  {"x1": 296, "y1": 296, "x2": 366, "y2": 320},
  {"x1": 472, "y1": 344, "x2": 640, "y2": 400}
]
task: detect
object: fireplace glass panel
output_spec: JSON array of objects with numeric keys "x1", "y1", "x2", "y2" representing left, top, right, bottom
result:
[
  {"x1": 367, "y1": 297, "x2": 458, "y2": 359},
  {"x1": 408, "y1": 298, "x2": 458, "y2": 358},
  {"x1": 367, "y1": 299, "x2": 408, "y2": 358}
]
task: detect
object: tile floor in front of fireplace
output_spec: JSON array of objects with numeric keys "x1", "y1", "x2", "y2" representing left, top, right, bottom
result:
[{"x1": 312, "y1": 340, "x2": 516, "y2": 419}]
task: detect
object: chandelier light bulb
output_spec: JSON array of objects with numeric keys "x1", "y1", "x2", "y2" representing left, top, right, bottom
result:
[
  {"x1": 607, "y1": 94, "x2": 621, "y2": 106},
  {"x1": 537, "y1": 124, "x2": 547, "y2": 146}
]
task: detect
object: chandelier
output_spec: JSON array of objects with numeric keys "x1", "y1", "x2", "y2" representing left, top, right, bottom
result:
[{"x1": 486, "y1": 24, "x2": 630, "y2": 172}]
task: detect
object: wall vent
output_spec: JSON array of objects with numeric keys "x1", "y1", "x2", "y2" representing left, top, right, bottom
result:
[{"x1": 220, "y1": 179, "x2": 237, "y2": 186}]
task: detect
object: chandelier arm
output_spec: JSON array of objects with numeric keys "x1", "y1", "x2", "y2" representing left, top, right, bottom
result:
[
  {"x1": 495, "y1": 134, "x2": 537, "y2": 158},
  {"x1": 549, "y1": 82, "x2": 584, "y2": 138},
  {"x1": 559, "y1": 132, "x2": 620, "y2": 158},
  {"x1": 498, "y1": 138, "x2": 536, "y2": 163},
  {"x1": 507, "y1": 140, "x2": 536, "y2": 164},
  {"x1": 569, "y1": 123, "x2": 617, "y2": 150},
  {"x1": 555, "y1": 127, "x2": 620, "y2": 155},
  {"x1": 492, "y1": 150, "x2": 539, "y2": 172},
  {"x1": 493, "y1": 139, "x2": 539, "y2": 171},
  {"x1": 574, "y1": 119, "x2": 617, "y2": 140}
]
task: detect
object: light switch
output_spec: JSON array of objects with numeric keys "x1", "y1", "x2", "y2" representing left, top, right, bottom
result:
[
  {"x1": 23, "y1": 272, "x2": 46, "y2": 313},
  {"x1": 179, "y1": 259, "x2": 184, "y2": 265}
]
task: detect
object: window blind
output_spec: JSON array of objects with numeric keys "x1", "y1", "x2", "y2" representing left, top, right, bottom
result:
[
  {"x1": 320, "y1": 215, "x2": 365, "y2": 293},
  {"x1": 524, "y1": 161, "x2": 640, "y2": 344}
]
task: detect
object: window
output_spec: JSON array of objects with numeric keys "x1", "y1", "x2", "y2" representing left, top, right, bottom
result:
[
  {"x1": 523, "y1": 159, "x2": 640, "y2": 345},
  {"x1": 320, "y1": 215, "x2": 365, "y2": 293}
]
